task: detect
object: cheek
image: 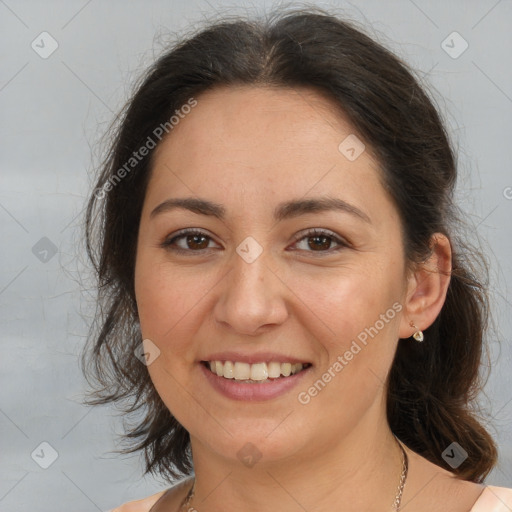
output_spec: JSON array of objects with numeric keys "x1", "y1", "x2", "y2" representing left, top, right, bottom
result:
[
  {"x1": 291, "y1": 263, "x2": 404, "y2": 413},
  {"x1": 134, "y1": 258, "x2": 206, "y2": 420},
  {"x1": 290, "y1": 263, "x2": 402, "y2": 349},
  {"x1": 135, "y1": 257, "x2": 206, "y2": 341},
  {"x1": 294, "y1": 271, "x2": 401, "y2": 434},
  {"x1": 135, "y1": 261, "x2": 174, "y2": 338}
]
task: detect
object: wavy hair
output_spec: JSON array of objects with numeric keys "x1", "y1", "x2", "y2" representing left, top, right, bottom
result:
[{"x1": 82, "y1": 5, "x2": 497, "y2": 483}]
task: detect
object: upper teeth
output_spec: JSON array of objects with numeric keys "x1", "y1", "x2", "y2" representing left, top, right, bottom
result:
[{"x1": 207, "y1": 361, "x2": 305, "y2": 381}]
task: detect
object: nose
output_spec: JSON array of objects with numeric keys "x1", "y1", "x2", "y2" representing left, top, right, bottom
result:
[{"x1": 213, "y1": 246, "x2": 289, "y2": 336}]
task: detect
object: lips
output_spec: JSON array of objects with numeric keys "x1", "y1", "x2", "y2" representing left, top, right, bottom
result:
[
  {"x1": 198, "y1": 351, "x2": 313, "y2": 400},
  {"x1": 203, "y1": 360, "x2": 310, "y2": 382}
]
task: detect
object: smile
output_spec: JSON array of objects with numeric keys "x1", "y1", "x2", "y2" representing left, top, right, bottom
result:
[
  {"x1": 203, "y1": 360, "x2": 311, "y2": 383},
  {"x1": 200, "y1": 360, "x2": 313, "y2": 401}
]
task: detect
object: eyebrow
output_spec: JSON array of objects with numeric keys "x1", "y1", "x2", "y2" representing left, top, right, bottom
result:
[{"x1": 150, "y1": 196, "x2": 371, "y2": 224}]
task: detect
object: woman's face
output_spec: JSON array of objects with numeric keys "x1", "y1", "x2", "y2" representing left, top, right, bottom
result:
[{"x1": 135, "y1": 85, "x2": 412, "y2": 467}]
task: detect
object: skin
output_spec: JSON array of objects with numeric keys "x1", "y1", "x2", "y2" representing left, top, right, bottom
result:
[{"x1": 127, "y1": 86, "x2": 485, "y2": 511}]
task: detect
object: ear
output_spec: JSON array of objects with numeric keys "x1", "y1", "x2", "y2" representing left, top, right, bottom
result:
[{"x1": 398, "y1": 233, "x2": 452, "y2": 339}]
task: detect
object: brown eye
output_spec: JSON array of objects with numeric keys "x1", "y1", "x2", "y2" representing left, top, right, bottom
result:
[
  {"x1": 185, "y1": 233, "x2": 210, "y2": 250},
  {"x1": 161, "y1": 228, "x2": 348, "y2": 256},
  {"x1": 307, "y1": 234, "x2": 334, "y2": 251},
  {"x1": 161, "y1": 229, "x2": 218, "y2": 253},
  {"x1": 292, "y1": 228, "x2": 348, "y2": 254}
]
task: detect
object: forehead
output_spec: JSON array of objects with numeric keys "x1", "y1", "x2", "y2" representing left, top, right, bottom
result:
[
  {"x1": 147, "y1": 85, "x2": 392, "y2": 225},
  {"x1": 153, "y1": 85, "x2": 364, "y2": 165}
]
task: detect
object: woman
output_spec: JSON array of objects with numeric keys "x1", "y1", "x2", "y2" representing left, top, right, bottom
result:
[{"x1": 82, "y1": 6, "x2": 512, "y2": 511}]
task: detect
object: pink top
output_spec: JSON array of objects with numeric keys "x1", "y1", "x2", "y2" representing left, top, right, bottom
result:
[
  {"x1": 107, "y1": 484, "x2": 512, "y2": 511},
  {"x1": 470, "y1": 486, "x2": 512, "y2": 512}
]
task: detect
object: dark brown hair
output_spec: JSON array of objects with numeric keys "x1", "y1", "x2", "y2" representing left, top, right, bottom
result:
[{"x1": 82, "y1": 5, "x2": 497, "y2": 483}]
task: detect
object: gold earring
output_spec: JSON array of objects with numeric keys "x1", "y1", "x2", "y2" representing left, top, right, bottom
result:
[{"x1": 409, "y1": 321, "x2": 424, "y2": 342}]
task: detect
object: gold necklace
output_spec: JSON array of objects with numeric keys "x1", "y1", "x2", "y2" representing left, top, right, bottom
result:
[
  {"x1": 180, "y1": 437, "x2": 408, "y2": 511},
  {"x1": 179, "y1": 479, "x2": 195, "y2": 512},
  {"x1": 393, "y1": 436, "x2": 409, "y2": 510}
]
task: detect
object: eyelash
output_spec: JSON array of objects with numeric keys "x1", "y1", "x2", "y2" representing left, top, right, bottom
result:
[{"x1": 161, "y1": 228, "x2": 349, "y2": 256}]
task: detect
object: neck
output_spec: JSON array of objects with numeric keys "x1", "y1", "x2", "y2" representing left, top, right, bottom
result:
[{"x1": 188, "y1": 410, "x2": 405, "y2": 511}]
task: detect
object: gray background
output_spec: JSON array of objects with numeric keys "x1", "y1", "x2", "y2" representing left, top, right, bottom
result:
[{"x1": 1, "y1": 0, "x2": 511, "y2": 510}]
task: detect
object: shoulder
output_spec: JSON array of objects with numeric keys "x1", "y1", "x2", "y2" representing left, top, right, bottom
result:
[
  {"x1": 405, "y1": 445, "x2": 512, "y2": 511},
  {"x1": 110, "y1": 477, "x2": 194, "y2": 512},
  {"x1": 400, "y1": 445, "x2": 486, "y2": 510},
  {"x1": 470, "y1": 486, "x2": 512, "y2": 511},
  {"x1": 110, "y1": 490, "x2": 167, "y2": 512}
]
